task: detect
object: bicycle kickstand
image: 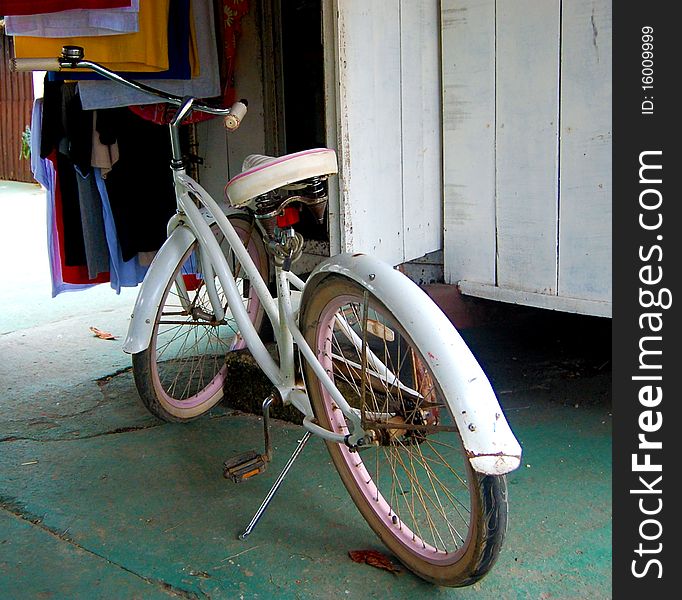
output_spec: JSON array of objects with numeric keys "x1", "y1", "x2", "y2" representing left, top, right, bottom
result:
[
  {"x1": 223, "y1": 392, "x2": 312, "y2": 540},
  {"x1": 239, "y1": 428, "x2": 312, "y2": 540}
]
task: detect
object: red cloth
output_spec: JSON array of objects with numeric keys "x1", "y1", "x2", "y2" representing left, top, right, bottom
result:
[
  {"x1": 129, "y1": 0, "x2": 249, "y2": 126},
  {"x1": 0, "y1": 1, "x2": 130, "y2": 16},
  {"x1": 49, "y1": 151, "x2": 110, "y2": 285}
]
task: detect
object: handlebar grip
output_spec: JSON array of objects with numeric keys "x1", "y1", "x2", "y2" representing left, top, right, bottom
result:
[
  {"x1": 223, "y1": 100, "x2": 248, "y2": 131},
  {"x1": 10, "y1": 57, "x2": 62, "y2": 72}
]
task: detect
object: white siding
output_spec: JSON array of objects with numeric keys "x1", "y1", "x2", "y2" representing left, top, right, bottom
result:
[
  {"x1": 443, "y1": 0, "x2": 612, "y2": 315},
  {"x1": 558, "y1": 0, "x2": 612, "y2": 301},
  {"x1": 441, "y1": 0, "x2": 497, "y2": 285},
  {"x1": 328, "y1": 0, "x2": 442, "y2": 266},
  {"x1": 495, "y1": 0, "x2": 561, "y2": 294}
]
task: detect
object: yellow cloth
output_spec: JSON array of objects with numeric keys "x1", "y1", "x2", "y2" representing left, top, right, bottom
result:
[{"x1": 14, "y1": 0, "x2": 171, "y2": 72}]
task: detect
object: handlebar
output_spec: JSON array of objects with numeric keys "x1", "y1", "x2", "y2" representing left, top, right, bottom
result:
[{"x1": 10, "y1": 46, "x2": 247, "y2": 131}]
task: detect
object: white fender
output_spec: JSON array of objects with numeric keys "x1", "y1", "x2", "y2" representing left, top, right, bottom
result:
[
  {"x1": 122, "y1": 225, "x2": 197, "y2": 355},
  {"x1": 302, "y1": 253, "x2": 522, "y2": 476}
]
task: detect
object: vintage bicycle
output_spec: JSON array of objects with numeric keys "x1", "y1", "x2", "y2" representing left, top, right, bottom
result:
[{"x1": 13, "y1": 47, "x2": 521, "y2": 587}]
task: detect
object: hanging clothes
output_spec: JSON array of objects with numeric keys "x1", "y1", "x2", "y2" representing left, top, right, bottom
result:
[
  {"x1": 56, "y1": 0, "x2": 193, "y2": 84},
  {"x1": 0, "y1": 0, "x2": 131, "y2": 16},
  {"x1": 4, "y1": 1, "x2": 139, "y2": 37},
  {"x1": 13, "y1": 0, "x2": 171, "y2": 72},
  {"x1": 74, "y1": 166, "x2": 110, "y2": 279},
  {"x1": 91, "y1": 112, "x2": 120, "y2": 177},
  {"x1": 16, "y1": 0, "x2": 248, "y2": 295},
  {"x1": 128, "y1": 0, "x2": 249, "y2": 126},
  {"x1": 31, "y1": 98, "x2": 99, "y2": 296},
  {"x1": 78, "y1": 0, "x2": 219, "y2": 110},
  {"x1": 94, "y1": 169, "x2": 148, "y2": 294},
  {"x1": 95, "y1": 107, "x2": 177, "y2": 262},
  {"x1": 40, "y1": 81, "x2": 102, "y2": 269},
  {"x1": 39, "y1": 81, "x2": 113, "y2": 282},
  {"x1": 51, "y1": 150, "x2": 110, "y2": 285}
]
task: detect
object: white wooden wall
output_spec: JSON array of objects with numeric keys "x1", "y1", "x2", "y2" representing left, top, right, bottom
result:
[
  {"x1": 325, "y1": 0, "x2": 442, "y2": 266},
  {"x1": 442, "y1": 0, "x2": 612, "y2": 316}
]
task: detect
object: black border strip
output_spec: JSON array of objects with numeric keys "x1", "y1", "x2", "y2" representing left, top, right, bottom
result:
[{"x1": 613, "y1": 3, "x2": 680, "y2": 594}]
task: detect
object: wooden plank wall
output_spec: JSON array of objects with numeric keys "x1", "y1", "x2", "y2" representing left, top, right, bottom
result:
[
  {"x1": 0, "y1": 34, "x2": 34, "y2": 183},
  {"x1": 495, "y1": 0, "x2": 561, "y2": 294},
  {"x1": 441, "y1": 0, "x2": 496, "y2": 285},
  {"x1": 442, "y1": 0, "x2": 612, "y2": 312},
  {"x1": 558, "y1": 0, "x2": 612, "y2": 302},
  {"x1": 330, "y1": 0, "x2": 442, "y2": 266}
]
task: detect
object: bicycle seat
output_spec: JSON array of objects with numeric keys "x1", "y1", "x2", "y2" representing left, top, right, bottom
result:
[{"x1": 225, "y1": 148, "x2": 338, "y2": 207}]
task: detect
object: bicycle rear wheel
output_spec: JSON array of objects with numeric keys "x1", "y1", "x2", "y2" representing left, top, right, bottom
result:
[
  {"x1": 300, "y1": 274, "x2": 508, "y2": 586},
  {"x1": 132, "y1": 215, "x2": 269, "y2": 422}
]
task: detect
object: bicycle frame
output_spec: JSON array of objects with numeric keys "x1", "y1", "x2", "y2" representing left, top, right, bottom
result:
[
  {"x1": 124, "y1": 164, "x2": 522, "y2": 474},
  {"x1": 123, "y1": 168, "x2": 368, "y2": 447},
  {"x1": 12, "y1": 48, "x2": 522, "y2": 582},
  {"x1": 59, "y1": 62, "x2": 520, "y2": 474}
]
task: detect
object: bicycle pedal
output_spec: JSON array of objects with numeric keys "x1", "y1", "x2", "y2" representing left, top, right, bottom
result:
[{"x1": 223, "y1": 450, "x2": 269, "y2": 483}]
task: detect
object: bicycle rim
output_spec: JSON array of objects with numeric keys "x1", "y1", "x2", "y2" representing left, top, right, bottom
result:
[
  {"x1": 301, "y1": 275, "x2": 507, "y2": 585},
  {"x1": 148, "y1": 218, "x2": 268, "y2": 413}
]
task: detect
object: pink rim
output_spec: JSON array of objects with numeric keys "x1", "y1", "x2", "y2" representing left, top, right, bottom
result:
[
  {"x1": 151, "y1": 222, "x2": 266, "y2": 410},
  {"x1": 315, "y1": 295, "x2": 470, "y2": 566}
]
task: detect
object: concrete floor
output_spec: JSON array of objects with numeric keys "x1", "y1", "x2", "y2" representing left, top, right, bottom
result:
[{"x1": 0, "y1": 181, "x2": 612, "y2": 599}]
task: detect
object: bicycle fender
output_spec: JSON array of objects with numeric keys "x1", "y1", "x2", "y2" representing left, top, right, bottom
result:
[
  {"x1": 122, "y1": 225, "x2": 197, "y2": 355},
  {"x1": 303, "y1": 253, "x2": 522, "y2": 476}
]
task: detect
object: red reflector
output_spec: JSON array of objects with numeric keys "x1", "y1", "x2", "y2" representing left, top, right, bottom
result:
[
  {"x1": 276, "y1": 206, "x2": 300, "y2": 228},
  {"x1": 183, "y1": 274, "x2": 202, "y2": 291}
]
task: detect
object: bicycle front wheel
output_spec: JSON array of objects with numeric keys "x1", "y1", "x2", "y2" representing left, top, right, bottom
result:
[
  {"x1": 300, "y1": 274, "x2": 508, "y2": 586},
  {"x1": 132, "y1": 215, "x2": 269, "y2": 422}
]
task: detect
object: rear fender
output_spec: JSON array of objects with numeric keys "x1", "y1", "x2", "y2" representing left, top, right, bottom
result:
[{"x1": 302, "y1": 253, "x2": 522, "y2": 476}]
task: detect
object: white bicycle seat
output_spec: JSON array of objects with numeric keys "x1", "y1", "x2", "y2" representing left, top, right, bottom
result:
[{"x1": 225, "y1": 148, "x2": 338, "y2": 207}]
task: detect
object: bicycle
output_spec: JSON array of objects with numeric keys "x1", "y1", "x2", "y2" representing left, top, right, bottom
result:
[{"x1": 13, "y1": 46, "x2": 522, "y2": 587}]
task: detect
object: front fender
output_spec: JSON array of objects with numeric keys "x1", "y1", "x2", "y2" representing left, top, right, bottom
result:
[
  {"x1": 303, "y1": 253, "x2": 522, "y2": 476},
  {"x1": 122, "y1": 226, "x2": 197, "y2": 355}
]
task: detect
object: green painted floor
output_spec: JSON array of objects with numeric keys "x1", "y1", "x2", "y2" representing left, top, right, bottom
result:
[
  {"x1": 0, "y1": 182, "x2": 612, "y2": 598},
  {"x1": 0, "y1": 313, "x2": 612, "y2": 600}
]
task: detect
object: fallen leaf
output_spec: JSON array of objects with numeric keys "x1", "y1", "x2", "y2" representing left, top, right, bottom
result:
[
  {"x1": 348, "y1": 550, "x2": 401, "y2": 574},
  {"x1": 89, "y1": 327, "x2": 117, "y2": 340},
  {"x1": 188, "y1": 570, "x2": 211, "y2": 578}
]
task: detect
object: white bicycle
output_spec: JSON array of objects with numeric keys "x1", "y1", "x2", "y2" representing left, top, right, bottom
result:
[{"x1": 14, "y1": 47, "x2": 521, "y2": 587}]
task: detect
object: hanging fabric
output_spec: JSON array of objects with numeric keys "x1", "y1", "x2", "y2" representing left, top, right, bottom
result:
[
  {"x1": 51, "y1": 0, "x2": 193, "y2": 83},
  {"x1": 77, "y1": 0, "x2": 219, "y2": 112},
  {"x1": 95, "y1": 107, "x2": 177, "y2": 262},
  {"x1": 13, "y1": 0, "x2": 170, "y2": 72},
  {"x1": 94, "y1": 169, "x2": 149, "y2": 294},
  {"x1": 0, "y1": 1, "x2": 131, "y2": 16},
  {"x1": 129, "y1": 0, "x2": 249, "y2": 125},
  {"x1": 4, "y1": 1, "x2": 139, "y2": 37},
  {"x1": 14, "y1": 0, "x2": 250, "y2": 295},
  {"x1": 31, "y1": 98, "x2": 102, "y2": 295}
]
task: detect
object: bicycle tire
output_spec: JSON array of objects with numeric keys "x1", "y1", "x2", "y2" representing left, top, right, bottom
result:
[
  {"x1": 300, "y1": 273, "x2": 508, "y2": 586},
  {"x1": 132, "y1": 215, "x2": 269, "y2": 422}
]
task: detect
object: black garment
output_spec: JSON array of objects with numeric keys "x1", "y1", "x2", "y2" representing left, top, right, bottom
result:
[
  {"x1": 41, "y1": 80, "x2": 94, "y2": 266},
  {"x1": 40, "y1": 80, "x2": 176, "y2": 265},
  {"x1": 55, "y1": 152, "x2": 88, "y2": 266},
  {"x1": 40, "y1": 80, "x2": 92, "y2": 172},
  {"x1": 99, "y1": 108, "x2": 176, "y2": 262}
]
